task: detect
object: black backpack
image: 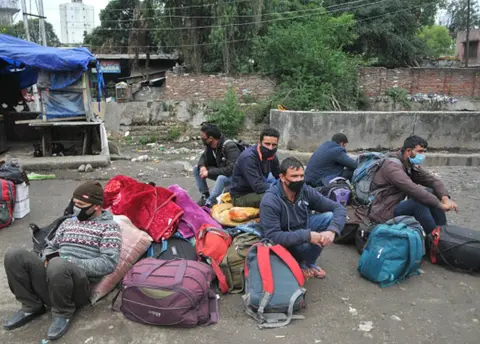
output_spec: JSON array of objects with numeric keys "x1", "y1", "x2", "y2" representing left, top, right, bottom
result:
[
  {"x1": 31, "y1": 215, "x2": 72, "y2": 256},
  {"x1": 147, "y1": 237, "x2": 197, "y2": 261},
  {"x1": 223, "y1": 139, "x2": 249, "y2": 153}
]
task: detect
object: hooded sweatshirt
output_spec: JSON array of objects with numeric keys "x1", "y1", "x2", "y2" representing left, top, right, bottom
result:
[
  {"x1": 230, "y1": 144, "x2": 280, "y2": 196},
  {"x1": 305, "y1": 140, "x2": 357, "y2": 186},
  {"x1": 44, "y1": 210, "x2": 121, "y2": 282},
  {"x1": 259, "y1": 180, "x2": 347, "y2": 247}
]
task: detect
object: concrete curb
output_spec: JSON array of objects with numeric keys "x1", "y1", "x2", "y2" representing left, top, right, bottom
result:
[
  {"x1": 277, "y1": 150, "x2": 480, "y2": 167},
  {"x1": 20, "y1": 155, "x2": 110, "y2": 171}
]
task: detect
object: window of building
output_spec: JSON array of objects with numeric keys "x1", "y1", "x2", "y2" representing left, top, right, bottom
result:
[{"x1": 464, "y1": 41, "x2": 479, "y2": 58}]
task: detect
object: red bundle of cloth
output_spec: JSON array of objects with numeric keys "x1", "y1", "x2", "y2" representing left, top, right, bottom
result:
[{"x1": 103, "y1": 175, "x2": 184, "y2": 242}]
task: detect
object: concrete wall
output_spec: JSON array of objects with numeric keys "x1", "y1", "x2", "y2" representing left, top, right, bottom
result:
[
  {"x1": 358, "y1": 67, "x2": 480, "y2": 97},
  {"x1": 270, "y1": 110, "x2": 480, "y2": 152}
]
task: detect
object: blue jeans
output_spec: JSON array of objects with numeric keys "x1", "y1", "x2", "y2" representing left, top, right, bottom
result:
[
  {"x1": 394, "y1": 199, "x2": 447, "y2": 234},
  {"x1": 288, "y1": 212, "x2": 334, "y2": 266},
  {"x1": 193, "y1": 165, "x2": 232, "y2": 205}
]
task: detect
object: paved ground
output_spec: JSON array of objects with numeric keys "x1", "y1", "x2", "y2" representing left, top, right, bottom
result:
[{"x1": 0, "y1": 160, "x2": 479, "y2": 344}]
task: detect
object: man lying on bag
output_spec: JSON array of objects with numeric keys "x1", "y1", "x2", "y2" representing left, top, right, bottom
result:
[
  {"x1": 3, "y1": 181, "x2": 121, "y2": 340},
  {"x1": 260, "y1": 157, "x2": 347, "y2": 279},
  {"x1": 369, "y1": 135, "x2": 459, "y2": 235}
]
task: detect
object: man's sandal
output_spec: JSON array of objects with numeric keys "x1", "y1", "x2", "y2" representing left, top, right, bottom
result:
[{"x1": 307, "y1": 264, "x2": 326, "y2": 279}]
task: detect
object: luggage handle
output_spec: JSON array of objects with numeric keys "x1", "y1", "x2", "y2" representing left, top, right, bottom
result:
[{"x1": 139, "y1": 259, "x2": 187, "y2": 284}]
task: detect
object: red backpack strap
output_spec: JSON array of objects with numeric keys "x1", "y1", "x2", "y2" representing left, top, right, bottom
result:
[
  {"x1": 255, "y1": 245, "x2": 274, "y2": 318},
  {"x1": 430, "y1": 227, "x2": 441, "y2": 264},
  {"x1": 210, "y1": 258, "x2": 229, "y2": 294},
  {"x1": 269, "y1": 245, "x2": 305, "y2": 287}
]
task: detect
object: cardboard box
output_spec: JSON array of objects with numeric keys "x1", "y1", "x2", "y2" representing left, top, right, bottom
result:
[{"x1": 13, "y1": 183, "x2": 30, "y2": 219}]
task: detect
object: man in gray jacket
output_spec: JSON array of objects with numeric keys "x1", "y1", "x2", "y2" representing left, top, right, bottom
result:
[
  {"x1": 3, "y1": 181, "x2": 121, "y2": 340},
  {"x1": 194, "y1": 123, "x2": 241, "y2": 207}
]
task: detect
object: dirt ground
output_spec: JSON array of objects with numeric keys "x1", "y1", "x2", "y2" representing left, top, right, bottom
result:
[{"x1": 0, "y1": 153, "x2": 479, "y2": 344}]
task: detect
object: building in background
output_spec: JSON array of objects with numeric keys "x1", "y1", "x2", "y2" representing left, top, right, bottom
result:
[
  {"x1": 59, "y1": 0, "x2": 94, "y2": 44},
  {"x1": 0, "y1": 0, "x2": 19, "y2": 26}
]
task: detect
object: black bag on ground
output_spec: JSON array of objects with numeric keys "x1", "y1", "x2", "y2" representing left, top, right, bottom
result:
[
  {"x1": 148, "y1": 237, "x2": 197, "y2": 261},
  {"x1": 334, "y1": 223, "x2": 358, "y2": 245},
  {"x1": 427, "y1": 225, "x2": 480, "y2": 272},
  {"x1": 355, "y1": 223, "x2": 376, "y2": 254},
  {"x1": 31, "y1": 215, "x2": 72, "y2": 256}
]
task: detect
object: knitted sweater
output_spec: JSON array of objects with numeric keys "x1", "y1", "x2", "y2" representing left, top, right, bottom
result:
[{"x1": 44, "y1": 210, "x2": 121, "y2": 281}]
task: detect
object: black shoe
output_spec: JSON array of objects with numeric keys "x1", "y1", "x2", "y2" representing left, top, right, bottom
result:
[
  {"x1": 3, "y1": 308, "x2": 46, "y2": 330},
  {"x1": 47, "y1": 316, "x2": 71, "y2": 340},
  {"x1": 197, "y1": 193, "x2": 209, "y2": 206}
]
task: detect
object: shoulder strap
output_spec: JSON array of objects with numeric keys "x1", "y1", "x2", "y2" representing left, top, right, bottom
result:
[
  {"x1": 209, "y1": 258, "x2": 230, "y2": 294},
  {"x1": 269, "y1": 245, "x2": 305, "y2": 287}
]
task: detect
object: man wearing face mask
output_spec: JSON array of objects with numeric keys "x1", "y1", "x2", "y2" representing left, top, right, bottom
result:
[
  {"x1": 230, "y1": 128, "x2": 281, "y2": 208},
  {"x1": 260, "y1": 157, "x2": 346, "y2": 279},
  {"x1": 369, "y1": 135, "x2": 458, "y2": 234},
  {"x1": 193, "y1": 123, "x2": 241, "y2": 207},
  {"x1": 3, "y1": 181, "x2": 121, "y2": 340},
  {"x1": 305, "y1": 133, "x2": 357, "y2": 187}
]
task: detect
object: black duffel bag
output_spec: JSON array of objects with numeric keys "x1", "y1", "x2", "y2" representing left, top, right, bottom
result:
[{"x1": 427, "y1": 225, "x2": 480, "y2": 272}]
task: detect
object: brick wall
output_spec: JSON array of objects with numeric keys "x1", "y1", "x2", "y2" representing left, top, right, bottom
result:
[
  {"x1": 358, "y1": 67, "x2": 480, "y2": 97},
  {"x1": 164, "y1": 72, "x2": 275, "y2": 101}
]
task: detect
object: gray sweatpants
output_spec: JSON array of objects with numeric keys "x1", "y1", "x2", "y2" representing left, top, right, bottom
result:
[{"x1": 4, "y1": 248, "x2": 90, "y2": 318}]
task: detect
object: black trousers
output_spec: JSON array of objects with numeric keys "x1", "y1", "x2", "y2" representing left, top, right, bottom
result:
[{"x1": 4, "y1": 248, "x2": 90, "y2": 318}]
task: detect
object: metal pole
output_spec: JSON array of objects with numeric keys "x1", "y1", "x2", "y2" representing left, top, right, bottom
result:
[
  {"x1": 21, "y1": 0, "x2": 41, "y2": 112},
  {"x1": 465, "y1": 0, "x2": 471, "y2": 67},
  {"x1": 37, "y1": 0, "x2": 47, "y2": 46}
]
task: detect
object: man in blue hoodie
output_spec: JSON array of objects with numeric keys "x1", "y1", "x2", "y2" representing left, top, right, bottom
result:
[
  {"x1": 260, "y1": 157, "x2": 347, "y2": 279},
  {"x1": 230, "y1": 128, "x2": 280, "y2": 208},
  {"x1": 305, "y1": 133, "x2": 357, "y2": 187}
]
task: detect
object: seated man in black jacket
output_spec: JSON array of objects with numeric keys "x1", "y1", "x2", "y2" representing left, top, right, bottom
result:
[
  {"x1": 194, "y1": 123, "x2": 241, "y2": 207},
  {"x1": 230, "y1": 128, "x2": 280, "y2": 208}
]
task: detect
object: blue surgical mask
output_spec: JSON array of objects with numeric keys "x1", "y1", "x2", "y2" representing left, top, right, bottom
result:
[{"x1": 409, "y1": 153, "x2": 425, "y2": 165}]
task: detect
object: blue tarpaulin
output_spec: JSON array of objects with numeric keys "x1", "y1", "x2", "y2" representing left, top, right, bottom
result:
[{"x1": 0, "y1": 34, "x2": 95, "y2": 73}]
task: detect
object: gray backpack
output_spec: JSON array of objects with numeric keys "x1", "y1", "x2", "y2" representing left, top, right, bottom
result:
[{"x1": 243, "y1": 243, "x2": 306, "y2": 328}]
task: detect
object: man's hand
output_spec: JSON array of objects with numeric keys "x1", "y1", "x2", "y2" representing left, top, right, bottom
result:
[
  {"x1": 199, "y1": 167, "x2": 208, "y2": 179},
  {"x1": 441, "y1": 196, "x2": 459, "y2": 212},
  {"x1": 310, "y1": 231, "x2": 336, "y2": 247}
]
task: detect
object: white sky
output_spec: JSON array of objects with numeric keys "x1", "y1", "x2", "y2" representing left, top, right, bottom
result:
[{"x1": 14, "y1": 0, "x2": 110, "y2": 39}]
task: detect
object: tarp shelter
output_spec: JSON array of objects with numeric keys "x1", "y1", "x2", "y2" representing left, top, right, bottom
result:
[{"x1": 0, "y1": 34, "x2": 101, "y2": 119}]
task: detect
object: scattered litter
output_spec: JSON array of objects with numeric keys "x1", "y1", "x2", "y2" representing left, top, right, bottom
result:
[
  {"x1": 124, "y1": 131, "x2": 130, "y2": 137},
  {"x1": 358, "y1": 321, "x2": 373, "y2": 332},
  {"x1": 40, "y1": 340, "x2": 50, "y2": 344},
  {"x1": 132, "y1": 155, "x2": 149, "y2": 162},
  {"x1": 275, "y1": 335, "x2": 285, "y2": 338},
  {"x1": 78, "y1": 164, "x2": 86, "y2": 172},
  {"x1": 408, "y1": 93, "x2": 457, "y2": 104},
  {"x1": 411, "y1": 302, "x2": 416, "y2": 306},
  {"x1": 391, "y1": 315, "x2": 402, "y2": 322},
  {"x1": 418, "y1": 269, "x2": 425, "y2": 274},
  {"x1": 85, "y1": 337, "x2": 94, "y2": 344},
  {"x1": 348, "y1": 306, "x2": 358, "y2": 316},
  {"x1": 27, "y1": 172, "x2": 56, "y2": 180},
  {"x1": 85, "y1": 164, "x2": 93, "y2": 173},
  {"x1": 473, "y1": 319, "x2": 479, "y2": 323},
  {"x1": 341, "y1": 296, "x2": 350, "y2": 301},
  {"x1": 109, "y1": 325, "x2": 114, "y2": 329},
  {"x1": 314, "y1": 340, "x2": 322, "y2": 343}
]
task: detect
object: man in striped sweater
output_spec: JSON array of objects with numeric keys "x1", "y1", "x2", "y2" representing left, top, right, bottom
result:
[{"x1": 3, "y1": 181, "x2": 121, "y2": 340}]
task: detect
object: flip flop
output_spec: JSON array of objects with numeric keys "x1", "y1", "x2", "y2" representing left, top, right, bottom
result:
[
  {"x1": 300, "y1": 262, "x2": 314, "y2": 280},
  {"x1": 307, "y1": 264, "x2": 326, "y2": 279}
]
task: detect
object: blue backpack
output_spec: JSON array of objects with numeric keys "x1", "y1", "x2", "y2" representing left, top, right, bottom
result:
[
  {"x1": 352, "y1": 152, "x2": 401, "y2": 205},
  {"x1": 358, "y1": 216, "x2": 425, "y2": 288}
]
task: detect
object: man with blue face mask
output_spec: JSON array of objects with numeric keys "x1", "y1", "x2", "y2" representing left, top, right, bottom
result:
[{"x1": 368, "y1": 135, "x2": 458, "y2": 234}]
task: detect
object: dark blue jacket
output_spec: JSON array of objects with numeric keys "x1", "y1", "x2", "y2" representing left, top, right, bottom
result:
[
  {"x1": 230, "y1": 145, "x2": 280, "y2": 197},
  {"x1": 259, "y1": 180, "x2": 347, "y2": 247},
  {"x1": 305, "y1": 140, "x2": 357, "y2": 187}
]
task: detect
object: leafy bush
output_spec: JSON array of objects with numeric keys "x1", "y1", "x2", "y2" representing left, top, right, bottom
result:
[
  {"x1": 386, "y1": 87, "x2": 410, "y2": 110},
  {"x1": 253, "y1": 13, "x2": 359, "y2": 111},
  {"x1": 139, "y1": 136, "x2": 157, "y2": 145},
  {"x1": 208, "y1": 88, "x2": 245, "y2": 137},
  {"x1": 166, "y1": 128, "x2": 181, "y2": 141}
]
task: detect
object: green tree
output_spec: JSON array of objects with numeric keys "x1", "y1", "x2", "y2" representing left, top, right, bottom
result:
[
  {"x1": 418, "y1": 25, "x2": 454, "y2": 57},
  {"x1": 83, "y1": 0, "x2": 139, "y2": 53},
  {"x1": 323, "y1": 0, "x2": 442, "y2": 67},
  {"x1": 1, "y1": 19, "x2": 60, "y2": 46},
  {"x1": 446, "y1": 0, "x2": 480, "y2": 33},
  {"x1": 254, "y1": 13, "x2": 359, "y2": 111}
]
